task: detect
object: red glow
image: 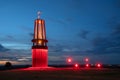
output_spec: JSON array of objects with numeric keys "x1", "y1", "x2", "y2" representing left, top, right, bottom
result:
[
  {"x1": 32, "y1": 49, "x2": 48, "y2": 67},
  {"x1": 85, "y1": 64, "x2": 89, "y2": 67},
  {"x1": 97, "y1": 63, "x2": 101, "y2": 68},
  {"x1": 67, "y1": 58, "x2": 72, "y2": 63},
  {"x1": 85, "y1": 58, "x2": 89, "y2": 62},
  {"x1": 75, "y1": 64, "x2": 78, "y2": 68}
]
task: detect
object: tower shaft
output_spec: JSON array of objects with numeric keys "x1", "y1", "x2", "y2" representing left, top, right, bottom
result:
[
  {"x1": 32, "y1": 49, "x2": 48, "y2": 67},
  {"x1": 32, "y1": 13, "x2": 48, "y2": 67}
]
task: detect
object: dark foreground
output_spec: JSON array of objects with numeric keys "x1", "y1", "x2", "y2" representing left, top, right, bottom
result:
[{"x1": 0, "y1": 67, "x2": 120, "y2": 80}]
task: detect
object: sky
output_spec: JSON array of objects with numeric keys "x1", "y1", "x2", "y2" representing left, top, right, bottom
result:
[{"x1": 0, "y1": 0, "x2": 120, "y2": 65}]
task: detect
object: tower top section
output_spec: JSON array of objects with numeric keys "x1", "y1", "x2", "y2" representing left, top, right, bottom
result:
[
  {"x1": 32, "y1": 11, "x2": 48, "y2": 49},
  {"x1": 37, "y1": 11, "x2": 41, "y2": 19}
]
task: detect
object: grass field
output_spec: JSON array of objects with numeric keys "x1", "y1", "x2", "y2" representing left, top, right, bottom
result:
[{"x1": 0, "y1": 67, "x2": 120, "y2": 80}]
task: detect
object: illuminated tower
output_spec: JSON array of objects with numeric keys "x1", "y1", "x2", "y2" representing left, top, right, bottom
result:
[{"x1": 32, "y1": 11, "x2": 48, "y2": 67}]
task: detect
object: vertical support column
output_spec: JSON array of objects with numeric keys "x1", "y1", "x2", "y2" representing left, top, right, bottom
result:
[
  {"x1": 32, "y1": 49, "x2": 48, "y2": 67},
  {"x1": 32, "y1": 12, "x2": 48, "y2": 67}
]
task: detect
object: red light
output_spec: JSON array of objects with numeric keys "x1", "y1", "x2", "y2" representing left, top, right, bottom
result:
[
  {"x1": 67, "y1": 58, "x2": 72, "y2": 63},
  {"x1": 75, "y1": 64, "x2": 79, "y2": 67},
  {"x1": 97, "y1": 63, "x2": 101, "y2": 68},
  {"x1": 32, "y1": 49, "x2": 48, "y2": 67},
  {"x1": 85, "y1": 58, "x2": 89, "y2": 62},
  {"x1": 86, "y1": 64, "x2": 89, "y2": 67}
]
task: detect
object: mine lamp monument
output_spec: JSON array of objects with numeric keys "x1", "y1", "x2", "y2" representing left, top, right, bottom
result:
[{"x1": 32, "y1": 11, "x2": 48, "y2": 67}]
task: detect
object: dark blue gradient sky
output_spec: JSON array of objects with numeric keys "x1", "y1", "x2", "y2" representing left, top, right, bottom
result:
[{"x1": 0, "y1": 0, "x2": 120, "y2": 65}]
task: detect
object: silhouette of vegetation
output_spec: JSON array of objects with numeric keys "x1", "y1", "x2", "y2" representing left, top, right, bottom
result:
[{"x1": 4, "y1": 62, "x2": 12, "y2": 67}]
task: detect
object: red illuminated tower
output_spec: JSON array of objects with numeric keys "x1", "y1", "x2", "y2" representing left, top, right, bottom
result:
[{"x1": 32, "y1": 11, "x2": 48, "y2": 67}]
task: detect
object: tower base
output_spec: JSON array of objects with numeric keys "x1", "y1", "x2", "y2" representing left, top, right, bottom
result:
[{"x1": 32, "y1": 48, "x2": 48, "y2": 67}]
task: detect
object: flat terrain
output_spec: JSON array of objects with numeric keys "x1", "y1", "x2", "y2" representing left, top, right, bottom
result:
[{"x1": 0, "y1": 68, "x2": 120, "y2": 80}]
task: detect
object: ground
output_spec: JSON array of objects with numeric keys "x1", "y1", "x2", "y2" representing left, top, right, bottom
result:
[{"x1": 0, "y1": 67, "x2": 120, "y2": 80}]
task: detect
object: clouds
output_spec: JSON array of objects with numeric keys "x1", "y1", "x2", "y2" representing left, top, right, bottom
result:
[
  {"x1": 91, "y1": 22, "x2": 120, "y2": 55},
  {"x1": 48, "y1": 40, "x2": 91, "y2": 57},
  {"x1": 112, "y1": 24, "x2": 120, "y2": 35},
  {"x1": 29, "y1": 33, "x2": 34, "y2": 37},
  {"x1": 0, "y1": 0, "x2": 120, "y2": 65},
  {"x1": 0, "y1": 43, "x2": 31, "y2": 65},
  {"x1": 0, "y1": 47, "x2": 31, "y2": 65},
  {"x1": 0, "y1": 44, "x2": 9, "y2": 52},
  {"x1": 78, "y1": 30, "x2": 89, "y2": 39}
]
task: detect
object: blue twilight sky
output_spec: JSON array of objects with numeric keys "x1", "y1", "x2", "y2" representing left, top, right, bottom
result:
[{"x1": 0, "y1": 0, "x2": 120, "y2": 65}]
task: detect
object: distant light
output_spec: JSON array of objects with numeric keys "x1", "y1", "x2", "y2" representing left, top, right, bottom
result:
[
  {"x1": 75, "y1": 64, "x2": 79, "y2": 68},
  {"x1": 85, "y1": 58, "x2": 89, "y2": 62},
  {"x1": 97, "y1": 63, "x2": 101, "y2": 68},
  {"x1": 86, "y1": 64, "x2": 89, "y2": 67},
  {"x1": 67, "y1": 58, "x2": 72, "y2": 63}
]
